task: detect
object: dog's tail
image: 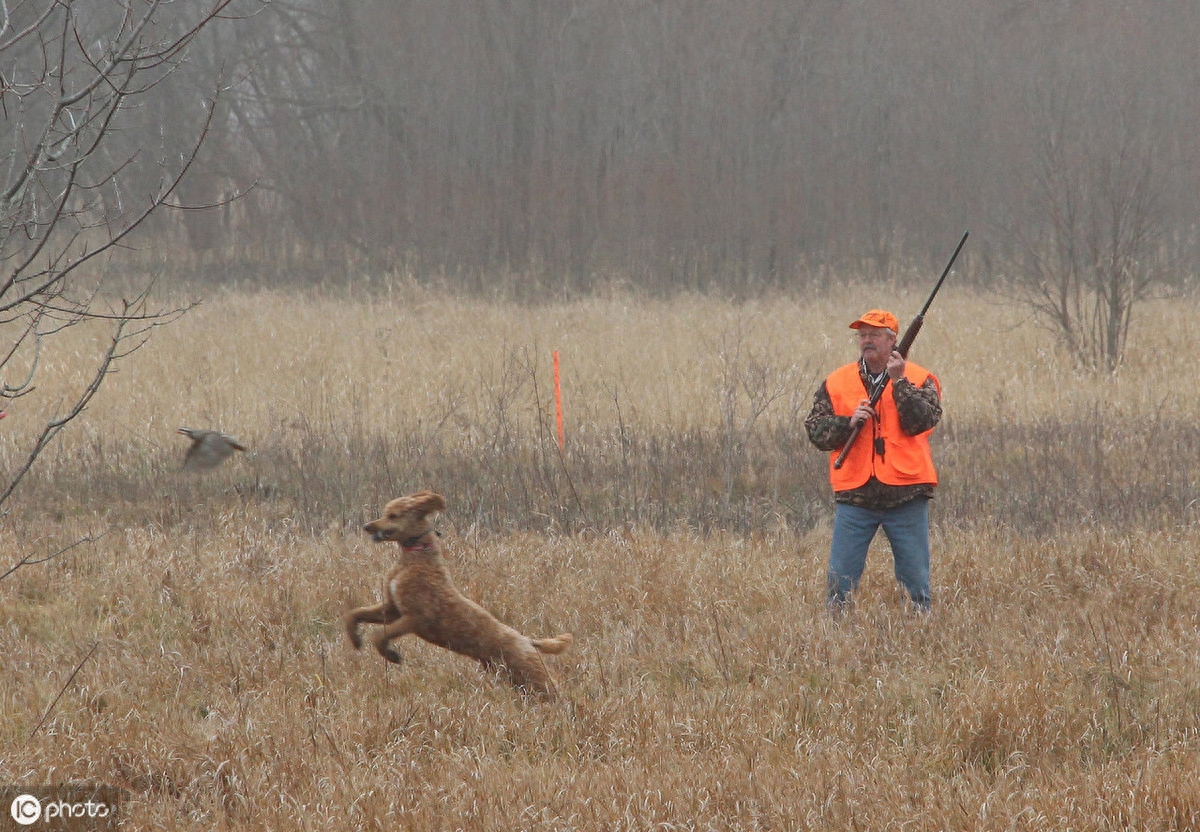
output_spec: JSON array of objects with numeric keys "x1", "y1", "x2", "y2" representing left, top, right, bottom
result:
[{"x1": 532, "y1": 633, "x2": 573, "y2": 655}]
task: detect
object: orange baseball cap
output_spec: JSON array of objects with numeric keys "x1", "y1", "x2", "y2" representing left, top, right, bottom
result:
[{"x1": 849, "y1": 309, "x2": 899, "y2": 332}]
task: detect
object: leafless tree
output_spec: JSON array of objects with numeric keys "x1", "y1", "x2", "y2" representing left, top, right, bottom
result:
[
  {"x1": 1007, "y1": 86, "x2": 1169, "y2": 371},
  {"x1": 54, "y1": 1, "x2": 1200, "y2": 297},
  {"x1": 0, "y1": 0, "x2": 259, "y2": 524}
]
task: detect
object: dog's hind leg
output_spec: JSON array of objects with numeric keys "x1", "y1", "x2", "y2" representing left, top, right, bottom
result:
[
  {"x1": 342, "y1": 601, "x2": 400, "y2": 650},
  {"x1": 508, "y1": 656, "x2": 557, "y2": 700}
]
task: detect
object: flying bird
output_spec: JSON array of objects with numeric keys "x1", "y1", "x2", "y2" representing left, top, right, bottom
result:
[{"x1": 177, "y1": 427, "x2": 246, "y2": 471}]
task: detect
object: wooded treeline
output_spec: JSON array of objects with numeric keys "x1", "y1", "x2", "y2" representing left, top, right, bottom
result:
[{"x1": 128, "y1": 1, "x2": 1200, "y2": 292}]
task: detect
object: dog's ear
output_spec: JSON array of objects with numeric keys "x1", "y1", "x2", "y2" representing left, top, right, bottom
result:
[{"x1": 409, "y1": 490, "x2": 447, "y2": 518}]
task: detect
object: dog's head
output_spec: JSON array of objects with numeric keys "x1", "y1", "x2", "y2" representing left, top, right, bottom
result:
[{"x1": 364, "y1": 490, "x2": 447, "y2": 545}]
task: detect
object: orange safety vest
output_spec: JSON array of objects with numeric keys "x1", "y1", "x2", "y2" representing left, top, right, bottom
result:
[{"x1": 825, "y1": 361, "x2": 940, "y2": 492}]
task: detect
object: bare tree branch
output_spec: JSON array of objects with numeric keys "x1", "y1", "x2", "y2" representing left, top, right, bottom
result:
[
  {"x1": 0, "y1": 0, "x2": 263, "y2": 512},
  {"x1": 0, "y1": 528, "x2": 113, "y2": 583},
  {"x1": 29, "y1": 641, "x2": 100, "y2": 738},
  {"x1": 1005, "y1": 87, "x2": 1168, "y2": 371}
]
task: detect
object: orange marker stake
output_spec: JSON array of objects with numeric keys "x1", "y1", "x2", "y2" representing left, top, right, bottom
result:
[{"x1": 553, "y1": 350, "x2": 564, "y2": 451}]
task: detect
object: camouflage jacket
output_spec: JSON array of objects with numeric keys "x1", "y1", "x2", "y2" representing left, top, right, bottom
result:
[{"x1": 804, "y1": 361, "x2": 942, "y2": 509}]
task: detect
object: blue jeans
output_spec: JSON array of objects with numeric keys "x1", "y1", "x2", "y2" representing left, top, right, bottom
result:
[{"x1": 827, "y1": 498, "x2": 931, "y2": 610}]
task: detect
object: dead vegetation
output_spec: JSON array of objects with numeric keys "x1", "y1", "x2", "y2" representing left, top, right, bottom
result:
[{"x1": 1, "y1": 286, "x2": 1199, "y2": 829}]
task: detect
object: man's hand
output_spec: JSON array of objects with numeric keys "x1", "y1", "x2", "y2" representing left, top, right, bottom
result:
[
  {"x1": 849, "y1": 399, "x2": 875, "y2": 427},
  {"x1": 887, "y1": 350, "x2": 907, "y2": 381}
]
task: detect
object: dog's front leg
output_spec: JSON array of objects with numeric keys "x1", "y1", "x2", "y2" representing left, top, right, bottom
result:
[
  {"x1": 343, "y1": 601, "x2": 400, "y2": 650},
  {"x1": 373, "y1": 615, "x2": 416, "y2": 665}
]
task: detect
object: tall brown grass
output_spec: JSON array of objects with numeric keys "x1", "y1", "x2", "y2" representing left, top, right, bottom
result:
[{"x1": 2, "y1": 283, "x2": 1199, "y2": 829}]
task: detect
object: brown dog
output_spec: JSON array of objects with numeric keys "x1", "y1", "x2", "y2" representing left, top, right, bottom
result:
[{"x1": 343, "y1": 491, "x2": 573, "y2": 698}]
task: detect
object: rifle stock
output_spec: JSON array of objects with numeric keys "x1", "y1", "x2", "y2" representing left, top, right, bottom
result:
[
  {"x1": 831, "y1": 232, "x2": 967, "y2": 470},
  {"x1": 896, "y1": 316, "x2": 924, "y2": 358}
]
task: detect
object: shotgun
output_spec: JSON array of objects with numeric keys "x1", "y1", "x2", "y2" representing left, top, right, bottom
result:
[{"x1": 832, "y1": 231, "x2": 968, "y2": 470}]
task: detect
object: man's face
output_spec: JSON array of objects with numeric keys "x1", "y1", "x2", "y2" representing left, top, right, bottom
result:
[{"x1": 856, "y1": 326, "x2": 896, "y2": 362}]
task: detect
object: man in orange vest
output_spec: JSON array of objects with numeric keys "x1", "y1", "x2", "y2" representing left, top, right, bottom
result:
[{"x1": 805, "y1": 309, "x2": 943, "y2": 612}]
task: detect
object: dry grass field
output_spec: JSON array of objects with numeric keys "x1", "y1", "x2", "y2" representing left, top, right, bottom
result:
[{"x1": 2, "y1": 280, "x2": 1200, "y2": 830}]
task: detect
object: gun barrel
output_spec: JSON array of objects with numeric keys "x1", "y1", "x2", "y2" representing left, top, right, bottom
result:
[{"x1": 829, "y1": 232, "x2": 966, "y2": 470}]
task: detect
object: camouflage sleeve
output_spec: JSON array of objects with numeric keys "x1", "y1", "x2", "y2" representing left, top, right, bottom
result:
[
  {"x1": 805, "y1": 381, "x2": 853, "y2": 451},
  {"x1": 893, "y1": 375, "x2": 942, "y2": 435}
]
